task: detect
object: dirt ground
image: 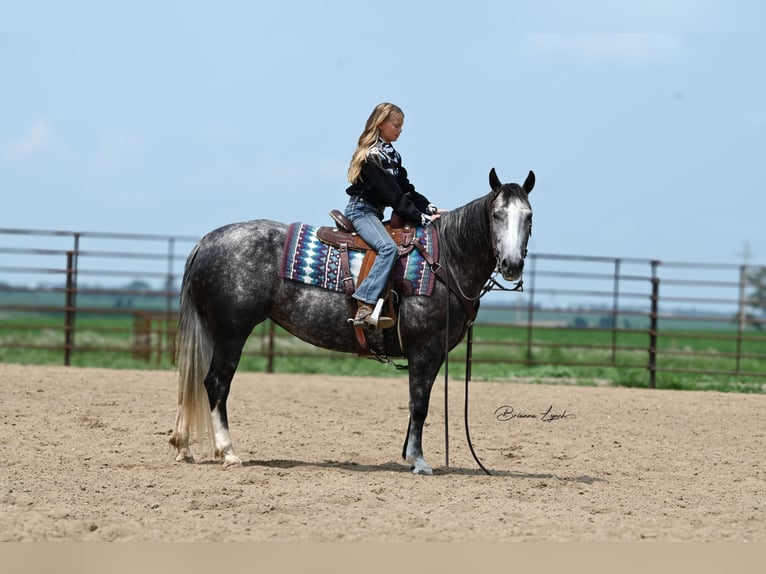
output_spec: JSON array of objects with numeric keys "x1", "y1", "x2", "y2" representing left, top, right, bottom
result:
[{"x1": 1, "y1": 362, "x2": 764, "y2": 542}]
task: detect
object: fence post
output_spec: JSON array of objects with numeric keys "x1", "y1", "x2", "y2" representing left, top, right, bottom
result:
[
  {"x1": 525, "y1": 254, "x2": 536, "y2": 364},
  {"x1": 648, "y1": 261, "x2": 660, "y2": 389},
  {"x1": 736, "y1": 265, "x2": 748, "y2": 373},
  {"x1": 611, "y1": 258, "x2": 621, "y2": 364},
  {"x1": 164, "y1": 237, "x2": 176, "y2": 365},
  {"x1": 64, "y1": 251, "x2": 76, "y2": 366}
]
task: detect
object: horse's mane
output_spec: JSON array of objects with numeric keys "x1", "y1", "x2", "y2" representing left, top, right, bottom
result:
[
  {"x1": 434, "y1": 192, "x2": 494, "y2": 262},
  {"x1": 434, "y1": 183, "x2": 530, "y2": 268}
]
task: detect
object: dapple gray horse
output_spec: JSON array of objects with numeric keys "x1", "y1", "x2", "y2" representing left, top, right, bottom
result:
[{"x1": 170, "y1": 168, "x2": 534, "y2": 474}]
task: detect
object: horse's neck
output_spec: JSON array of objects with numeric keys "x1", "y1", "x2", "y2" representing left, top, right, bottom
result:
[{"x1": 437, "y1": 196, "x2": 497, "y2": 293}]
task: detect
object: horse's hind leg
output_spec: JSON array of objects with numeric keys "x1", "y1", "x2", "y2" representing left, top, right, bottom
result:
[
  {"x1": 205, "y1": 337, "x2": 247, "y2": 468},
  {"x1": 171, "y1": 408, "x2": 193, "y2": 463}
]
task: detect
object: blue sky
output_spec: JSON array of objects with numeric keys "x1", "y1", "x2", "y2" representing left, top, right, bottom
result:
[{"x1": 2, "y1": 0, "x2": 765, "y2": 265}]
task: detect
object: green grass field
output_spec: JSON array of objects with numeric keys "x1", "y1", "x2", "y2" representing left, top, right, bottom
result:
[{"x1": 1, "y1": 309, "x2": 764, "y2": 394}]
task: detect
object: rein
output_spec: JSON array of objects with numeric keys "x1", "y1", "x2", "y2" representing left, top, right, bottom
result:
[
  {"x1": 385, "y1": 193, "x2": 528, "y2": 474},
  {"x1": 409, "y1": 229, "x2": 523, "y2": 324},
  {"x1": 433, "y1": 219, "x2": 526, "y2": 476}
]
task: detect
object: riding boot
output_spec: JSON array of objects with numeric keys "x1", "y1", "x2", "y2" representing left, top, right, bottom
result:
[{"x1": 350, "y1": 300, "x2": 394, "y2": 329}]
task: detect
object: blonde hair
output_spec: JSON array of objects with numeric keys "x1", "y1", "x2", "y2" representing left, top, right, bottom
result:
[{"x1": 347, "y1": 102, "x2": 404, "y2": 184}]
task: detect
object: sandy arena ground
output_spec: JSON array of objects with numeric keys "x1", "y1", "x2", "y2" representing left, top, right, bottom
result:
[{"x1": 1, "y1": 363, "x2": 764, "y2": 542}]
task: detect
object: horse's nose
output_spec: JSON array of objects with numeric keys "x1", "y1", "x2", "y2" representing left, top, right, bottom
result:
[
  {"x1": 502, "y1": 256, "x2": 524, "y2": 271},
  {"x1": 501, "y1": 257, "x2": 524, "y2": 279}
]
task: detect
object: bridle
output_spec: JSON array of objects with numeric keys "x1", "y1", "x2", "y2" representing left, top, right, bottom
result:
[
  {"x1": 491, "y1": 188, "x2": 531, "y2": 293},
  {"x1": 445, "y1": 188, "x2": 531, "y2": 308}
]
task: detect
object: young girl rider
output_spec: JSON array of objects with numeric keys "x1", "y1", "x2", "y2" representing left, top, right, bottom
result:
[{"x1": 344, "y1": 102, "x2": 446, "y2": 328}]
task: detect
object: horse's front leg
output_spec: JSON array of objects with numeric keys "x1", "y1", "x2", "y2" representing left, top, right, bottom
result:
[{"x1": 402, "y1": 358, "x2": 441, "y2": 475}]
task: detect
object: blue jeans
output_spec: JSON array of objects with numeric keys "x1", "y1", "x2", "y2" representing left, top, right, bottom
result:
[{"x1": 344, "y1": 196, "x2": 398, "y2": 305}]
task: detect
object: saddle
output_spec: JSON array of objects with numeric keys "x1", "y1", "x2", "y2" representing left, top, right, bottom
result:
[
  {"x1": 318, "y1": 210, "x2": 419, "y2": 256},
  {"x1": 317, "y1": 210, "x2": 437, "y2": 354}
]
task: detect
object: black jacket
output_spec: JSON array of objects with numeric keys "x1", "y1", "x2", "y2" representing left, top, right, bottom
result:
[{"x1": 346, "y1": 139, "x2": 432, "y2": 224}]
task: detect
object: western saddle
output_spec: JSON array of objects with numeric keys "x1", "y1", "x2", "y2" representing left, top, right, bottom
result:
[{"x1": 316, "y1": 210, "x2": 435, "y2": 353}]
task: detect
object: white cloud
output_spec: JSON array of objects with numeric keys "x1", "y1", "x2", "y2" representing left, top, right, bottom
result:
[
  {"x1": 521, "y1": 33, "x2": 685, "y2": 66},
  {"x1": 6, "y1": 119, "x2": 55, "y2": 161},
  {"x1": 527, "y1": 0, "x2": 730, "y2": 33}
]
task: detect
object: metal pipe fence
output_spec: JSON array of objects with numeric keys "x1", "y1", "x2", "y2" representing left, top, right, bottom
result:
[{"x1": 1, "y1": 228, "x2": 764, "y2": 388}]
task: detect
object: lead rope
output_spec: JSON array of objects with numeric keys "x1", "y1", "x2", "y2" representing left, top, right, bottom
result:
[
  {"x1": 441, "y1": 253, "x2": 494, "y2": 475},
  {"x1": 439, "y1": 257, "x2": 523, "y2": 476},
  {"x1": 443, "y1": 259, "x2": 450, "y2": 469},
  {"x1": 464, "y1": 323, "x2": 491, "y2": 475}
]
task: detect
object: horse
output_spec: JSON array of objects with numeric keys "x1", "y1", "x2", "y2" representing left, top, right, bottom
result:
[{"x1": 170, "y1": 168, "x2": 535, "y2": 475}]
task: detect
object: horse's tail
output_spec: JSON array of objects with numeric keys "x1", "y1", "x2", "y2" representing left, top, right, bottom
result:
[{"x1": 173, "y1": 243, "x2": 215, "y2": 455}]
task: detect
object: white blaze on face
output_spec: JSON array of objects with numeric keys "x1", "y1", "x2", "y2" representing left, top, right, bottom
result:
[{"x1": 495, "y1": 196, "x2": 532, "y2": 279}]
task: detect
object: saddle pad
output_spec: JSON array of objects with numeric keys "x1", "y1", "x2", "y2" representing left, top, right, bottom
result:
[{"x1": 280, "y1": 222, "x2": 438, "y2": 296}]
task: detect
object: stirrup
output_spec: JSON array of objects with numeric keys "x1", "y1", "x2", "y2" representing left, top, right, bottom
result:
[
  {"x1": 347, "y1": 299, "x2": 394, "y2": 329},
  {"x1": 366, "y1": 299, "x2": 393, "y2": 329}
]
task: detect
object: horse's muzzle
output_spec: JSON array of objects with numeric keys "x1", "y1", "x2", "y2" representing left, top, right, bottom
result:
[{"x1": 500, "y1": 257, "x2": 524, "y2": 281}]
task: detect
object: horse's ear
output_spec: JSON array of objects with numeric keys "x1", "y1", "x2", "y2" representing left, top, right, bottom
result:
[
  {"x1": 489, "y1": 168, "x2": 502, "y2": 192},
  {"x1": 523, "y1": 170, "x2": 535, "y2": 194}
]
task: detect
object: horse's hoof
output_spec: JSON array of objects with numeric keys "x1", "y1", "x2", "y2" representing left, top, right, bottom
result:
[
  {"x1": 222, "y1": 455, "x2": 243, "y2": 469},
  {"x1": 175, "y1": 452, "x2": 195, "y2": 464},
  {"x1": 410, "y1": 460, "x2": 433, "y2": 475}
]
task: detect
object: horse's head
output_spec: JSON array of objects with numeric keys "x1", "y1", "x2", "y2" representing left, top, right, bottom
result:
[{"x1": 488, "y1": 168, "x2": 535, "y2": 281}]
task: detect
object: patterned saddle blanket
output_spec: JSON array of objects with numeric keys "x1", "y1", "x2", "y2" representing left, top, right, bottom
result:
[{"x1": 280, "y1": 222, "x2": 438, "y2": 297}]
